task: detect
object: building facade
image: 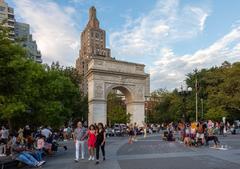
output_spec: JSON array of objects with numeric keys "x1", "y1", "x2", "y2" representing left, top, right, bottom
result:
[
  {"x1": 76, "y1": 6, "x2": 111, "y2": 95},
  {"x1": 0, "y1": 0, "x2": 15, "y2": 40},
  {"x1": 0, "y1": 0, "x2": 42, "y2": 63},
  {"x1": 15, "y1": 22, "x2": 42, "y2": 63}
]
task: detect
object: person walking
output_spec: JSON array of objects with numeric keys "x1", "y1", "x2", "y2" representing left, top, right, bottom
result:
[
  {"x1": 133, "y1": 123, "x2": 138, "y2": 141},
  {"x1": 143, "y1": 123, "x2": 147, "y2": 138},
  {"x1": 128, "y1": 124, "x2": 134, "y2": 144},
  {"x1": 73, "y1": 121, "x2": 86, "y2": 162},
  {"x1": 95, "y1": 123, "x2": 106, "y2": 165}
]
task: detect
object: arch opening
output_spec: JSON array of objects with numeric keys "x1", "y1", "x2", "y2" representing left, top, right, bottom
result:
[{"x1": 106, "y1": 86, "x2": 133, "y2": 127}]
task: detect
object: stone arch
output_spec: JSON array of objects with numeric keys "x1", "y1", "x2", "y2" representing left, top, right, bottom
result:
[{"x1": 87, "y1": 58, "x2": 150, "y2": 126}]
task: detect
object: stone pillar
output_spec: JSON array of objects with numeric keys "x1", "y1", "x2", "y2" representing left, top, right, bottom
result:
[
  {"x1": 88, "y1": 100, "x2": 107, "y2": 125},
  {"x1": 126, "y1": 101, "x2": 145, "y2": 126}
]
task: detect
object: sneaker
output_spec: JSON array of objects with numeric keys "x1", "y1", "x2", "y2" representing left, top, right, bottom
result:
[
  {"x1": 63, "y1": 146, "x2": 67, "y2": 151},
  {"x1": 37, "y1": 161, "x2": 45, "y2": 167},
  {"x1": 91, "y1": 157, "x2": 95, "y2": 161},
  {"x1": 95, "y1": 161, "x2": 99, "y2": 165},
  {"x1": 40, "y1": 161, "x2": 46, "y2": 165},
  {"x1": 88, "y1": 156, "x2": 92, "y2": 161}
]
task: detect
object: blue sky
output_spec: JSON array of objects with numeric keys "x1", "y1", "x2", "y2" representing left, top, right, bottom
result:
[{"x1": 6, "y1": 0, "x2": 240, "y2": 90}]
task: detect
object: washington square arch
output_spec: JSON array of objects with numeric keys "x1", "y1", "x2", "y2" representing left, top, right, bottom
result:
[{"x1": 76, "y1": 6, "x2": 150, "y2": 126}]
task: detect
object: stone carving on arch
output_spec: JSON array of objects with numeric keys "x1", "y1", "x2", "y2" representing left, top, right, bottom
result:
[{"x1": 95, "y1": 81, "x2": 104, "y2": 98}]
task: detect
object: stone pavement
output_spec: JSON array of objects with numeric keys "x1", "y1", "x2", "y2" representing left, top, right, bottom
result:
[{"x1": 39, "y1": 134, "x2": 240, "y2": 169}]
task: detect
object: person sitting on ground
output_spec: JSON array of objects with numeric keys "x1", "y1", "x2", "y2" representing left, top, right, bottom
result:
[
  {"x1": 12, "y1": 137, "x2": 46, "y2": 168},
  {"x1": 5, "y1": 133, "x2": 17, "y2": 156},
  {"x1": 167, "y1": 131, "x2": 175, "y2": 141},
  {"x1": 18, "y1": 128, "x2": 25, "y2": 145},
  {"x1": 205, "y1": 127, "x2": 220, "y2": 147},
  {"x1": 34, "y1": 135, "x2": 45, "y2": 161},
  {"x1": 41, "y1": 126, "x2": 53, "y2": 155},
  {"x1": 196, "y1": 122, "x2": 205, "y2": 145}
]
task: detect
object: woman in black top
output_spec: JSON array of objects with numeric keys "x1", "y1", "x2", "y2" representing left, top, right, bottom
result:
[{"x1": 95, "y1": 123, "x2": 106, "y2": 164}]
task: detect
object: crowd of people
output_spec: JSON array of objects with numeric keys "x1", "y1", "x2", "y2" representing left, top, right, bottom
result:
[
  {"x1": 0, "y1": 125, "x2": 67, "y2": 168},
  {"x1": 0, "y1": 119, "x2": 237, "y2": 168},
  {"x1": 162, "y1": 120, "x2": 235, "y2": 147}
]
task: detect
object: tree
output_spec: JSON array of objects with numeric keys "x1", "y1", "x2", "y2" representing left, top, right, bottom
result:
[
  {"x1": 152, "y1": 61, "x2": 240, "y2": 123},
  {"x1": 107, "y1": 92, "x2": 131, "y2": 126},
  {"x1": 0, "y1": 23, "x2": 87, "y2": 130}
]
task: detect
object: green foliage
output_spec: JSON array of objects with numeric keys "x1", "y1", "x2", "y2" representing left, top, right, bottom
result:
[
  {"x1": 152, "y1": 61, "x2": 240, "y2": 123},
  {"x1": 205, "y1": 107, "x2": 228, "y2": 121},
  {"x1": 107, "y1": 92, "x2": 131, "y2": 126},
  {"x1": 0, "y1": 24, "x2": 86, "y2": 130}
]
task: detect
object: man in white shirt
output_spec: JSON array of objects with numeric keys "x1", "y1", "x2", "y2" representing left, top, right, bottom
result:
[
  {"x1": 0, "y1": 126, "x2": 9, "y2": 155},
  {"x1": 41, "y1": 127, "x2": 52, "y2": 139}
]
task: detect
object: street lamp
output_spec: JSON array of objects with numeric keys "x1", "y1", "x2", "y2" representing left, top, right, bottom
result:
[
  {"x1": 201, "y1": 98, "x2": 204, "y2": 119},
  {"x1": 145, "y1": 96, "x2": 151, "y2": 124},
  {"x1": 178, "y1": 85, "x2": 192, "y2": 122}
]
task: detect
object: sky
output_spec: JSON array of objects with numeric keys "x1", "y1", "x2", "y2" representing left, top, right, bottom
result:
[{"x1": 6, "y1": 0, "x2": 240, "y2": 91}]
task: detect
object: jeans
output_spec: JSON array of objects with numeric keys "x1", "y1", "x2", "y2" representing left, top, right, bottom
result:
[
  {"x1": 75, "y1": 140, "x2": 85, "y2": 160},
  {"x1": 96, "y1": 143, "x2": 105, "y2": 160},
  {"x1": 34, "y1": 149, "x2": 43, "y2": 161},
  {"x1": 16, "y1": 152, "x2": 39, "y2": 167}
]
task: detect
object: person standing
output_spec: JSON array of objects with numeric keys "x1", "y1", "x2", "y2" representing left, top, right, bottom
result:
[
  {"x1": 73, "y1": 121, "x2": 86, "y2": 162},
  {"x1": 82, "y1": 124, "x2": 96, "y2": 161},
  {"x1": 0, "y1": 126, "x2": 9, "y2": 155},
  {"x1": 95, "y1": 123, "x2": 106, "y2": 165}
]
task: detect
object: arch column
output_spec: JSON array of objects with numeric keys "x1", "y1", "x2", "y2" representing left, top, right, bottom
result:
[
  {"x1": 88, "y1": 99, "x2": 107, "y2": 125},
  {"x1": 126, "y1": 101, "x2": 145, "y2": 126}
]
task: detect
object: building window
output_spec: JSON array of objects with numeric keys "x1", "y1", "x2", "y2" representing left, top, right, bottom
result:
[
  {"x1": 95, "y1": 33, "x2": 99, "y2": 38},
  {"x1": 0, "y1": 6, "x2": 5, "y2": 12}
]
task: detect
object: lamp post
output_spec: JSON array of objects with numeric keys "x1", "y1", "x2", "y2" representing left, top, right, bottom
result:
[
  {"x1": 201, "y1": 98, "x2": 204, "y2": 119},
  {"x1": 195, "y1": 78, "x2": 199, "y2": 122},
  {"x1": 145, "y1": 96, "x2": 151, "y2": 124},
  {"x1": 178, "y1": 86, "x2": 192, "y2": 122}
]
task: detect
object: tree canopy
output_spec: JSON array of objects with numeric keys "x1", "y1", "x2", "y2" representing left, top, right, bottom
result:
[
  {"x1": 150, "y1": 61, "x2": 240, "y2": 123},
  {"x1": 0, "y1": 24, "x2": 87, "y2": 130}
]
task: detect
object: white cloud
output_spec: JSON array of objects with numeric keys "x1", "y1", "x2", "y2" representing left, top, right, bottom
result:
[
  {"x1": 109, "y1": 0, "x2": 210, "y2": 59},
  {"x1": 187, "y1": 6, "x2": 209, "y2": 31},
  {"x1": 64, "y1": 6, "x2": 76, "y2": 15},
  {"x1": 151, "y1": 26, "x2": 240, "y2": 90},
  {"x1": 13, "y1": 0, "x2": 80, "y2": 66}
]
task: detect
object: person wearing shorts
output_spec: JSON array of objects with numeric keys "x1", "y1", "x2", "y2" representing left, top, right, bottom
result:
[{"x1": 196, "y1": 122, "x2": 204, "y2": 144}]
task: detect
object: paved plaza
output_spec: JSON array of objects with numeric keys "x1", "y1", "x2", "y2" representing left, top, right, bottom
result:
[{"x1": 36, "y1": 134, "x2": 240, "y2": 169}]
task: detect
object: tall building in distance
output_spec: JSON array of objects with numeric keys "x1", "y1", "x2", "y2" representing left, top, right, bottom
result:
[
  {"x1": 15, "y1": 22, "x2": 42, "y2": 63},
  {"x1": 0, "y1": 0, "x2": 42, "y2": 63},
  {"x1": 76, "y1": 6, "x2": 111, "y2": 95},
  {"x1": 0, "y1": 0, "x2": 15, "y2": 40}
]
